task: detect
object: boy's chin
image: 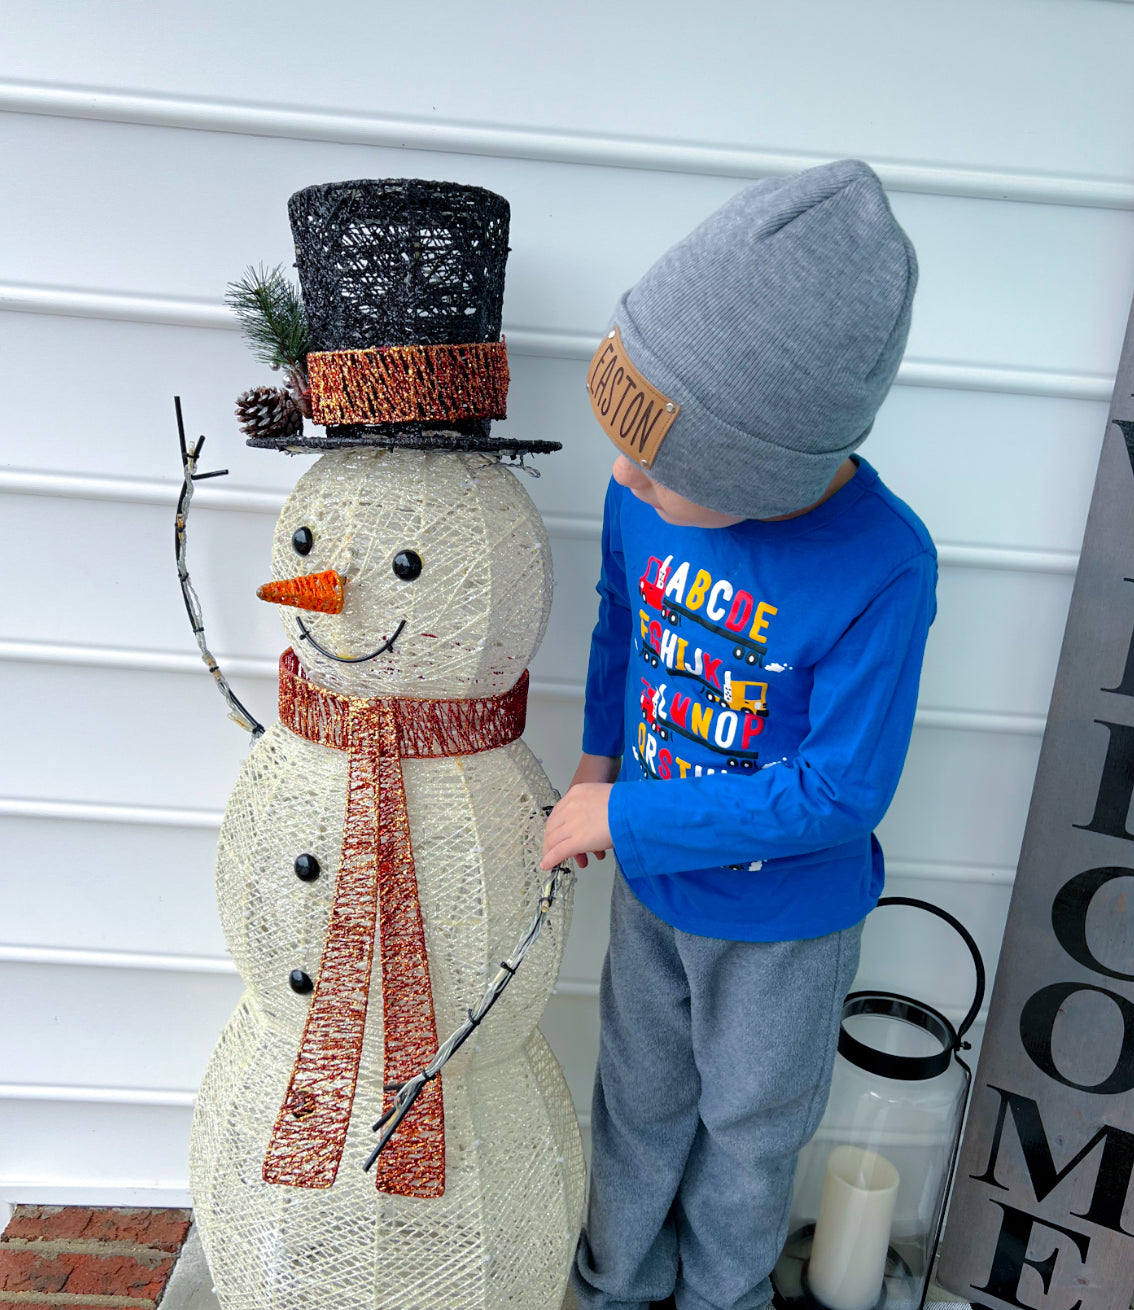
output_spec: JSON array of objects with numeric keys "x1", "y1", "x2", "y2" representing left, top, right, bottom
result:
[
  {"x1": 630, "y1": 484, "x2": 708, "y2": 528},
  {"x1": 650, "y1": 503, "x2": 697, "y2": 527},
  {"x1": 631, "y1": 491, "x2": 678, "y2": 524}
]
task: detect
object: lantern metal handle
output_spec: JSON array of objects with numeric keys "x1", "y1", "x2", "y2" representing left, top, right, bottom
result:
[{"x1": 874, "y1": 896, "x2": 986, "y2": 1047}]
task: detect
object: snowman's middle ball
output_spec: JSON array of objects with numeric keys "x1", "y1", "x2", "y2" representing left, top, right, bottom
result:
[{"x1": 269, "y1": 448, "x2": 552, "y2": 700}]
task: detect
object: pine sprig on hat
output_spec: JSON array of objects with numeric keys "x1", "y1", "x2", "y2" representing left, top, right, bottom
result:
[{"x1": 226, "y1": 264, "x2": 312, "y2": 420}]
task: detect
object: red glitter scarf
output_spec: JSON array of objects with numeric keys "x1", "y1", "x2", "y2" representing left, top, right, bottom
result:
[{"x1": 262, "y1": 649, "x2": 529, "y2": 1196}]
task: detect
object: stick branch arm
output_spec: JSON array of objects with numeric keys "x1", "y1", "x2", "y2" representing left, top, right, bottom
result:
[
  {"x1": 363, "y1": 852, "x2": 574, "y2": 1173},
  {"x1": 174, "y1": 396, "x2": 265, "y2": 739}
]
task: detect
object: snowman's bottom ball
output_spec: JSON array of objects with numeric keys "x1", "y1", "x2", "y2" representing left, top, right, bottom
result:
[{"x1": 190, "y1": 993, "x2": 585, "y2": 1310}]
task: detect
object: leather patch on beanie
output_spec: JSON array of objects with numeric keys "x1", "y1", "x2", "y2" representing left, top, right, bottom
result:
[{"x1": 587, "y1": 326, "x2": 680, "y2": 468}]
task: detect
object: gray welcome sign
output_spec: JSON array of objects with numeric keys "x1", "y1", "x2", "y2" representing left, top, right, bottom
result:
[{"x1": 936, "y1": 300, "x2": 1134, "y2": 1309}]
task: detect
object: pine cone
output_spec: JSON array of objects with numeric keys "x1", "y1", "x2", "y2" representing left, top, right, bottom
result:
[{"x1": 235, "y1": 385, "x2": 304, "y2": 441}]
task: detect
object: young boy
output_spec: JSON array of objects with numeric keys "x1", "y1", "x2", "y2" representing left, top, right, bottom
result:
[{"x1": 540, "y1": 160, "x2": 936, "y2": 1310}]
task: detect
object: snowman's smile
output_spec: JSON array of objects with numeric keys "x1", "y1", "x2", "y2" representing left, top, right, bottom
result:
[{"x1": 295, "y1": 617, "x2": 407, "y2": 663}]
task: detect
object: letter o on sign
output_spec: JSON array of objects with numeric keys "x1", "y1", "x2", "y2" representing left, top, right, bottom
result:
[{"x1": 1020, "y1": 981, "x2": 1134, "y2": 1095}]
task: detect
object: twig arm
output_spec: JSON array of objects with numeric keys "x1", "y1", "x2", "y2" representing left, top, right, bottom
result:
[
  {"x1": 174, "y1": 397, "x2": 265, "y2": 739},
  {"x1": 363, "y1": 852, "x2": 574, "y2": 1172}
]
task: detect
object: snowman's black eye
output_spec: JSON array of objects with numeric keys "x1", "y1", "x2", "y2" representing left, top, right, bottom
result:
[
  {"x1": 292, "y1": 527, "x2": 314, "y2": 556},
  {"x1": 392, "y1": 550, "x2": 422, "y2": 581}
]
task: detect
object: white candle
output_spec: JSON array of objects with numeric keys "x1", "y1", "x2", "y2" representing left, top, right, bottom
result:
[{"x1": 807, "y1": 1146, "x2": 899, "y2": 1310}]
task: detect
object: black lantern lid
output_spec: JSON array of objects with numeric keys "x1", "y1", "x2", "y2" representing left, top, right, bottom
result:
[
  {"x1": 837, "y1": 897, "x2": 986, "y2": 1082},
  {"x1": 839, "y1": 991, "x2": 958, "y2": 1081}
]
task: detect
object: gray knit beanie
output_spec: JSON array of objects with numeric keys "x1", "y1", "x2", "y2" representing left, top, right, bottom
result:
[{"x1": 586, "y1": 159, "x2": 917, "y2": 518}]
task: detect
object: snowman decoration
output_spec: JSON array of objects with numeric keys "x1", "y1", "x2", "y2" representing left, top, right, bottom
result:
[{"x1": 180, "y1": 180, "x2": 585, "y2": 1310}]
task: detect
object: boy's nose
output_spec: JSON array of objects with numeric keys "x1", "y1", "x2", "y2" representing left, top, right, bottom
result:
[
  {"x1": 257, "y1": 568, "x2": 345, "y2": 614},
  {"x1": 612, "y1": 454, "x2": 652, "y2": 492}
]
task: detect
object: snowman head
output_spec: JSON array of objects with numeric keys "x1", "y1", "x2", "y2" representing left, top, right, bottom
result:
[{"x1": 259, "y1": 447, "x2": 551, "y2": 699}]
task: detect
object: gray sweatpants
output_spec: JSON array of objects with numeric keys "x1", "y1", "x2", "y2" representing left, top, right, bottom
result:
[{"x1": 572, "y1": 871, "x2": 863, "y2": 1310}]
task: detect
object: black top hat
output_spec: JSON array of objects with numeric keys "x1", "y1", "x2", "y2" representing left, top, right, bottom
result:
[{"x1": 247, "y1": 178, "x2": 559, "y2": 455}]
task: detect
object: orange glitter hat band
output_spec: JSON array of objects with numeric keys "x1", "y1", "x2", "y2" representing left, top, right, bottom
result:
[{"x1": 308, "y1": 340, "x2": 509, "y2": 427}]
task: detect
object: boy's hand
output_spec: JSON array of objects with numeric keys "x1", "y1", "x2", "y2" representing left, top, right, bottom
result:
[{"x1": 541, "y1": 782, "x2": 614, "y2": 870}]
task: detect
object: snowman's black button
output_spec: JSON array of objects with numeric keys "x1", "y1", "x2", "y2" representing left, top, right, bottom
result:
[
  {"x1": 294, "y1": 853, "x2": 321, "y2": 882},
  {"x1": 289, "y1": 969, "x2": 314, "y2": 995},
  {"x1": 292, "y1": 526, "x2": 314, "y2": 556},
  {"x1": 392, "y1": 550, "x2": 422, "y2": 581}
]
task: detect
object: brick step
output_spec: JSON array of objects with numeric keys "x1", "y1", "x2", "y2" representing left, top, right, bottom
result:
[{"x1": 0, "y1": 1207, "x2": 192, "y2": 1309}]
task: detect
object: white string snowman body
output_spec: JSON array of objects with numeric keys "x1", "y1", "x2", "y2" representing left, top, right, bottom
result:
[{"x1": 190, "y1": 446, "x2": 585, "y2": 1309}]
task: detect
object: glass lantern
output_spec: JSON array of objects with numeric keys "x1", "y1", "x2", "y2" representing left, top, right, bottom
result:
[{"x1": 772, "y1": 897, "x2": 985, "y2": 1310}]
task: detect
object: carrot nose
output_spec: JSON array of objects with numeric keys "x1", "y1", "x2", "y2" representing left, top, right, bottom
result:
[{"x1": 257, "y1": 569, "x2": 345, "y2": 614}]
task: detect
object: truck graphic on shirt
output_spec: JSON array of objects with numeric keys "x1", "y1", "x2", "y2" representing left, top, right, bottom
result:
[
  {"x1": 639, "y1": 640, "x2": 769, "y2": 717},
  {"x1": 638, "y1": 558, "x2": 772, "y2": 714},
  {"x1": 639, "y1": 675, "x2": 763, "y2": 769},
  {"x1": 638, "y1": 556, "x2": 768, "y2": 667}
]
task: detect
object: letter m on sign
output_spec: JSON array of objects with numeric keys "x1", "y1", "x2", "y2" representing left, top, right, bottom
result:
[{"x1": 972, "y1": 1087, "x2": 1134, "y2": 1235}]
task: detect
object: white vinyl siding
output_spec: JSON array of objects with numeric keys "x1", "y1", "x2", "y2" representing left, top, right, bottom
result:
[{"x1": 0, "y1": 0, "x2": 1130, "y2": 1206}]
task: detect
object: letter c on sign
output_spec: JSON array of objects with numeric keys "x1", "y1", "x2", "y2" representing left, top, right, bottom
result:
[{"x1": 1051, "y1": 866, "x2": 1134, "y2": 981}]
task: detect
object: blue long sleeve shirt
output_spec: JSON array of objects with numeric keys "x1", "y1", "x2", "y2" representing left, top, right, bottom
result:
[{"x1": 582, "y1": 459, "x2": 936, "y2": 941}]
